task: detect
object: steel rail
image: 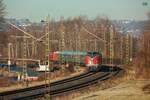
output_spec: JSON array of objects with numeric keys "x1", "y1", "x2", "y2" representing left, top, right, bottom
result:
[
  {"x1": 0, "y1": 67, "x2": 122, "y2": 100},
  {"x1": 18, "y1": 70, "x2": 120, "y2": 100},
  {"x1": 51, "y1": 71, "x2": 94, "y2": 85},
  {"x1": 0, "y1": 71, "x2": 97, "y2": 99},
  {"x1": 3, "y1": 72, "x2": 106, "y2": 100}
]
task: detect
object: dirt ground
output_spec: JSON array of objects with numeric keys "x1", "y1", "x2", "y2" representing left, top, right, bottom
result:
[{"x1": 73, "y1": 80, "x2": 150, "y2": 100}]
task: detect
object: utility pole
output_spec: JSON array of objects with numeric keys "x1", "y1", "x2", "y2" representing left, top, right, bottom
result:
[
  {"x1": 94, "y1": 39, "x2": 97, "y2": 51},
  {"x1": 130, "y1": 33, "x2": 133, "y2": 62},
  {"x1": 59, "y1": 17, "x2": 66, "y2": 51},
  {"x1": 120, "y1": 36, "x2": 123, "y2": 65},
  {"x1": 103, "y1": 31, "x2": 107, "y2": 64},
  {"x1": 8, "y1": 43, "x2": 12, "y2": 72},
  {"x1": 31, "y1": 41, "x2": 35, "y2": 58},
  {"x1": 23, "y1": 35, "x2": 27, "y2": 86},
  {"x1": 75, "y1": 23, "x2": 81, "y2": 51},
  {"x1": 109, "y1": 25, "x2": 114, "y2": 65},
  {"x1": 15, "y1": 41, "x2": 18, "y2": 60},
  {"x1": 45, "y1": 15, "x2": 51, "y2": 99},
  {"x1": 83, "y1": 40, "x2": 87, "y2": 52},
  {"x1": 11, "y1": 44, "x2": 14, "y2": 60},
  {"x1": 125, "y1": 33, "x2": 130, "y2": 64}
]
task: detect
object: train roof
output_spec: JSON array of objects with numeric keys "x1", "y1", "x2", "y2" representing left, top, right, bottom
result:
[
  {"x1": 55, "y1": 51, "x2": 87, "y2": 56},
  {"x1": 87, "y1": 51, "x2": 102, "y2": 54},
  {"x1": 53, "y1": 51, "x2": 102, "y2": 55}
]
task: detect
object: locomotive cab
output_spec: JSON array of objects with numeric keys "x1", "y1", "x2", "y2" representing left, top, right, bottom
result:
[{"x1": 85, "y1": 52, "x2": 102, "y2": 71}]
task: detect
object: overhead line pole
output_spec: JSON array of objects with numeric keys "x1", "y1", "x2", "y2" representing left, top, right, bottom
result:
[
  {"x1": 109, "y1": 25, "x2": 114, "y2": 65},
  {"x1": 23, "y1": 35, "x2": 28, "y2": 87},
  {"x1": 44, "y1": 15, "x2": 51, "y2": 99}
]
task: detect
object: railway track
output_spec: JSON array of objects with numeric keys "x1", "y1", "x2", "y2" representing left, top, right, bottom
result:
[
  {"x1": 51, "y1": 71, "x2": 95, "y2": 85},
  {"x1": 0, "y1": 71, "x2": 94, "y2": 96},
  {"x1": 0, "y1": 66, "x2": 122, "y2": 100}
]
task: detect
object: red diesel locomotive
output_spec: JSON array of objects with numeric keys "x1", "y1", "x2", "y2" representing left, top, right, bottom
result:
[
  {"x1": 49, "y1": 51, "x2": 102, "y2": 71},
  {"x1": 85, "y1": 52, "x2": 102, "y2": 71}
]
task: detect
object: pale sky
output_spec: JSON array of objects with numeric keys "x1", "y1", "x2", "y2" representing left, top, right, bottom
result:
[{"x1": 4, "y1": 0, "x2": 150, "y2": 22}]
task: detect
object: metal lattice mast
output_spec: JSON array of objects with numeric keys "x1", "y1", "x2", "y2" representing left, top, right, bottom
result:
[
  {"x1": 60, "y1": 19, "x2": 66, "y2": 51},
  {"x1": 31, "y1": 41, "x2": 35, "y2": 58},
  {"x1": 15, "y1": 41, "x2": 18, "y2": 60},
  {"x1": 75, "y1": 23, "x2": 81, "y2": 51},
  {"x1": 23, "y1": 35, "x2": 27, "y2": 85},
  {"x1": 103, "y1": 31, "x2": 107, "y2": 64},
  {"x1": 45, "y1": 15, "x2": 51, "y2": 99},
  {"x1": 61, "y1": 32, "x2": 65, "y2": 51},
  {"x1": 94, "y1": 39, "x2": 97, "y2": 51},
  {"x1": 8, "y1": 43, "x2": 12, "y2": 72},
  {"x1": 78, "y1": 33, "x2": 81, "y2": 51},
  {"x1": 83, "y1": 40, "x2": 87, "y2": 52},
  {"x1": 104, "y1": 33, "x2": 106, "y2": 56},
  {"x1": 11, "y1": 44, "x2": 14, "y2": 60},
  {"x1": 120, "y1": 36, "x2": 123, "y2": 65},
  {"x1": 125, "y1": 34, "x2": 130, "y2": 64},
  {"x1": 109, "y1": 25, "x2": 114, "y2": 64},
  {"x1": 130, "y1": 33, "x2": 133, "y2": 62},
  {"x1": 45, "y1": 16, "x2": 50, "y2": 68}
]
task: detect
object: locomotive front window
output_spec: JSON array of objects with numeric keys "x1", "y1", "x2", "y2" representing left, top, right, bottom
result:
[{"x1": 87, "y1": 52, "x2": 100, "y2": 57}]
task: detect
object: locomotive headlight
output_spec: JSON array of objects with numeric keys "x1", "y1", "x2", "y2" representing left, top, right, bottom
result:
[
  {"x1": 89, "y1": 61, "x2": 92, "y2": 64},
  {"x1": 89, "y1": 58, "x2": 93, "y2": 64}
]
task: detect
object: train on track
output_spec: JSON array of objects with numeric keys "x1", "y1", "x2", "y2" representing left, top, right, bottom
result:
[
  {"x1": 49, "y1": 51, "x2": 102, "y2": 71},
  {"x1": 85, "y1": 52, "x2": 102, "y2": 71}
]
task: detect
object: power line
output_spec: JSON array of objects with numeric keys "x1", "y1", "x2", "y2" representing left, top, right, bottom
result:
[{"x1": 82, "y1": 26, "x2": 106, "y2": 43}]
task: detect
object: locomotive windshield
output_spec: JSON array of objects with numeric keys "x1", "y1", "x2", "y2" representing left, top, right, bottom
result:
[{"x1": 87, "y1": 52, "x2": 100, "y2": 57}]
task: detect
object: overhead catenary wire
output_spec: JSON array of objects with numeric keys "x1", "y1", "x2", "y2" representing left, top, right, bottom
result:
[
  {"x1": 7, "y1": 21, "x2": 52, "y2": 42},
  {"x1": 82, "y1": 26, "x2": 106, "y2": 43},
  {"x1": 7, "y1": 22, "x2": 37, "y2": 40}
]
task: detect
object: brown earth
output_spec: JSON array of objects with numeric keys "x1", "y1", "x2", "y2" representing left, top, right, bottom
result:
[{"x1": 73, "y1": 80, "x2": 150, "y2": 100}]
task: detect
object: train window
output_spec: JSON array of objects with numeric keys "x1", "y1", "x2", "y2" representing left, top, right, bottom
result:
[
  {"x1": 87, "y1": 52, "x2": 100, "y2": 57},
  {"x1": 93, "y1": 52, "x2": 100, "y2": 55}
]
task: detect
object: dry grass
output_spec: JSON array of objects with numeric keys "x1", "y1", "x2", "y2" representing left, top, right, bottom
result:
[
  {"x1": 73, "y1": 79, "x2": 150, "y2": 100},
  {"x1": 142, "y1": 84, "x2": 150, "y2": 94},
  {"x1": 130, "y1": 49, "x2": 150, "y2": 79},
  {"x1": 0, "y1": 77, "x2": 11, "y2": 87}
]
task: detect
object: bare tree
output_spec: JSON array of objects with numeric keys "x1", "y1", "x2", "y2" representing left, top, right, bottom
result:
[
  {"x1": 134, "y1": 12, "x2": 150, "y2": 78},
  {"x1": 0, "y1": 0, "x2": 6, "y2": 33},
  {"x1": 142, "y1": 12, "x2": 150, "y2": 68},
  {"x1": 0, "y1": 0, "x2": 5, "y2": 29},
  {"x1": 0, "y1": 0, "x2": 7, "y2": 58}
]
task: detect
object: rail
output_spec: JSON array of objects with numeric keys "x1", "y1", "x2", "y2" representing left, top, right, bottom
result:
[{"x1": 0, "y1": 66, "x2": 122, "y2": 100}]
